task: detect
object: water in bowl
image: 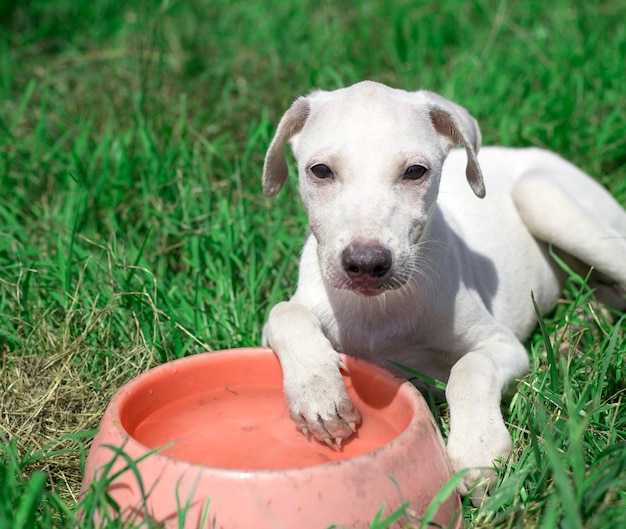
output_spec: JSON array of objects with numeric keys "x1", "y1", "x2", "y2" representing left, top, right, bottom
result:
[{"x1": 131, "y1": 383, "x2": 403, "y2": 470}]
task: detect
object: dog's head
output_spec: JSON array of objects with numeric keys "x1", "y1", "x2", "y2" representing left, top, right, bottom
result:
[{"x1": 263, "y1": 81, "x2": 484, "y2": 296}]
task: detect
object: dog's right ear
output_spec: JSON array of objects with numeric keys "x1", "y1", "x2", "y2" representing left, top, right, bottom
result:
[{"x1": 263, "y1": 97, "x2": 310, "y2": 198}]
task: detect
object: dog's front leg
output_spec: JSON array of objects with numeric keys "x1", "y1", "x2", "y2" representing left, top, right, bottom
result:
[
  {"x1": 445, "y1": 338, "x2": 529, "y2": 505},
  {"x1": 264, "y1": 301, "x2": 362, "y2": 447}
]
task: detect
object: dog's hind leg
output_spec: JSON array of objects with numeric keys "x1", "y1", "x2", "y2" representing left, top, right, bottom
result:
[{"x1": 512, "y1": 170, "x2": 626, "y2": 306}]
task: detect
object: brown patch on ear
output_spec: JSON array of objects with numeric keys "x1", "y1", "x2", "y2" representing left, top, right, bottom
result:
[
  {"x1": 430, "y1": 110, "x2": 463, "y2": 146},
  {"x1": 428, "y1": 105, "x2": 485, "y2": 199},
  {"x1": 262, "y1": 97, "x2": 310, "y2": 197}
]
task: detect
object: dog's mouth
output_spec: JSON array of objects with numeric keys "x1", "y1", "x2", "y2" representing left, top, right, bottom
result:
[
  {"x1": 348, "y1": 278, "x2": 408, "y2": 296},
  {"x1": 350, "y1": 285, "x2": 386, "y2": 297},
  {"x1": 327, "y1": 269, "x2": 409, "y2": 297}
]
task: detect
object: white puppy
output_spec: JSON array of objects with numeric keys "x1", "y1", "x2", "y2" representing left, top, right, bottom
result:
[{"x1": 261, "y1": 81, "x2": 626, "y2": 502}]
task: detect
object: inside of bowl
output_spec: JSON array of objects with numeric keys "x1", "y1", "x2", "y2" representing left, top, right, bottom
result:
[{"x1": 118, "y1": 349, "x2": 417, "y2": 470}]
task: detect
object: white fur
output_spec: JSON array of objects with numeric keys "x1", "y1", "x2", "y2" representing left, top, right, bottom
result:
[{"x1": 261, "y1": 81, "x2": 626, "y2": 503}]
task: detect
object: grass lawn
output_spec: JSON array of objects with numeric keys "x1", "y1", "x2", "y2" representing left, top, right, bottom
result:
[{"x1": 1, "y1": 0, "x2": 625, "y2": 527}]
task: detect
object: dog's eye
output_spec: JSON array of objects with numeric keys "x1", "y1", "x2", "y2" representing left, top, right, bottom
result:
[
  {"x1": 403, "y1": 165, "x2": 428, "y2": 180},
  {"x1": 310, "y1": 164, "x2": 334, "y2": 180}
]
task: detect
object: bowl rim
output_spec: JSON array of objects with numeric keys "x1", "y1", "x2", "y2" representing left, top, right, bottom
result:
[{"x1": 99, "y1": 347, "x2": 439, "y2": 476}]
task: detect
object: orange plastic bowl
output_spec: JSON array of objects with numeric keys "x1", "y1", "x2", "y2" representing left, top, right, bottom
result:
[{"x1": 80, "y1": 347, "x2": 463, "y2": 528}]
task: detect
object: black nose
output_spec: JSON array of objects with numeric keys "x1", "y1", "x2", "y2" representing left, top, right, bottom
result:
[{"x1": 342, "y1": 242, "x2": 392, "y2": 279}]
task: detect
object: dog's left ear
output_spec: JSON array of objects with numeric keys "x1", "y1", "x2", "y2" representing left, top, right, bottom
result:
[
  {"x1": 263, "y1": 96, "x2": 310, "y2": 198},
  {"x1": 421, "y1": 91, "x2": 485, "y2": 198}
]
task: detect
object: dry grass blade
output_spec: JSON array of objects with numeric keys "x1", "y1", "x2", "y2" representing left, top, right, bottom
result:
[{"x1": 0, "y1": 297, "x2": 158, "y2": 506}]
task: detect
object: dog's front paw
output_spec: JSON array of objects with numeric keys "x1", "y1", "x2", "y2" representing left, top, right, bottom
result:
[
  {"x1": 447, "y1": 419, "x2": 512, "y2": 506},
  {"x1": 283, "y1": 355, "x2": 362, "y2": 448}
]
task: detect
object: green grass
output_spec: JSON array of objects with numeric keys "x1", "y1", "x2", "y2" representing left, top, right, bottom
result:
[{"x1": 1, "y1": 0, "x2": 625, "y2": 527}]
